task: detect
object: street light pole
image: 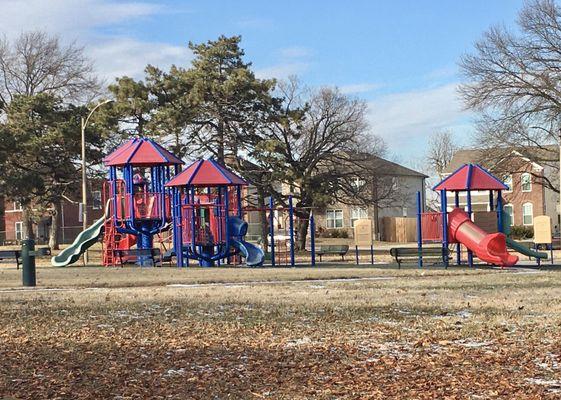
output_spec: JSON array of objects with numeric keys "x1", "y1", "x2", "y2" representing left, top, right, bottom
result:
[{"x1": 81, "y1": 99, "x2": 113, "y2": 265}]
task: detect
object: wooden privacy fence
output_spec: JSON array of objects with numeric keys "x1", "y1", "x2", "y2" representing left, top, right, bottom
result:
[{"x1": 380, "y1": 217, "x2": 417, "y2": 242}]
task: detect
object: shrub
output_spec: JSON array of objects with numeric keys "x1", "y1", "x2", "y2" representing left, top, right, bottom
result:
[
  {"x1": 319, "y1": 229, "x2": 349, "y2": 238},
  {"x1": 510, "y1": 225, "x2": 534, "y2": 240}
]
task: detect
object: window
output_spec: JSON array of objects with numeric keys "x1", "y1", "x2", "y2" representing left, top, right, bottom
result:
[
  {"x1": 521, "y1": 173, "x2": 532, "y2": 192},
  {"x1": 13, "y1": 202, "x2": 22, "y2": 211},
  {"x1": 92, "y1": 191, "x2": 102, "y2": 210},
  {"x1": 503, "y1": 204, "x2": 514, "y2": 226},
  {"x1": 326, "y1": 209, "x2": 344, "y2": 228},
  {"x1": 522, "y1": 202, "x2": 533, "y2": 226},
  {"x1": 351, "y1": 177, "x2": 365, "y2": 190},
  {"x1": 504, "y1": 175, "x2": 513, "y2": 192},
  {"x1": 15, "y1": 222, "x2": 23, "y2": 241},
  {"x1": 350, "y1": 208, "x2": 368, "y2": 226}
]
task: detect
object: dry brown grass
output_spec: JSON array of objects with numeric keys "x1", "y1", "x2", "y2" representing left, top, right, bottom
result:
[{"x1": 1, "y1": 266, "x2": 561, "y2": 398}]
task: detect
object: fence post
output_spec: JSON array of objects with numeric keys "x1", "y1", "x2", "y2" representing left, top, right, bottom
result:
[
  {"x1": 269, "y1": 196, "x2": 276, "y2": 268},
  {"x1": 21, "y1": 238, "x2": 36, "y2": 287},
  {"x1": 355, "y1": 245, "x2": 359, "y2": 265},
  {"x1": 288, "y1": 195, "x2": 295, "y2": 267},
  {"x1": 416, "y1": 191, "x2": 423, "y2": 268},
  {"x1": 310, "y1": 212, "x2": 316, "y2": 267},
  {"x1": 440, "y1": 190, "x2": 449, "y2": 269},
  {"x1": 370, "y1": 244, "x2": 374, "y2": 265}
]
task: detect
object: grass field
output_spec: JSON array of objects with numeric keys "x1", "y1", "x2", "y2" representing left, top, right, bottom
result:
[{"x1": 1, "y1": 265, "x2": 561, "y2": 399}]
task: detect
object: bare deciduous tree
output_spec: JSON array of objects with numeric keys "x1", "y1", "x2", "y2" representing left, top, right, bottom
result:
[
  {"x1": 427, "y1": 130, "x2": 459, "y2": 176},
  {"x1": 0, "y1": 31, "x2": 100, "y2": 240},
  {"x1": 459, "y1": 0, "x2": 561, "y2": 192},
  {"x1": 0, "y1": 31, "x2": 100, "y2": 107},
  {"x1": 251, "y1": 78, "x2": 396, "y2": 249}
]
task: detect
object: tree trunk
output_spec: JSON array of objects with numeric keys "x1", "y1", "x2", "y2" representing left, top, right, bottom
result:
[
  {"x1": 22, "y1": 205, "x2": 35, "y2": 240},
  {"x1": 257, "y1": 189, "x2": 269, "y2": 250},
  {"x1": 296, "y1": 213, "x2": 310, "y2": 251},
  {"x1": 49, "y1": 200, "x2": 61, "y2": 250}
]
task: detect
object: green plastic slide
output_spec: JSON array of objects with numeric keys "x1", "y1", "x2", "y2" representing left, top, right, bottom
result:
[
  {"x1": 51, "y1": 201, "x2": 109, "y2": 267},
  {"x1": 505, "y1": 237, "x2": 548, "y2": 260}
]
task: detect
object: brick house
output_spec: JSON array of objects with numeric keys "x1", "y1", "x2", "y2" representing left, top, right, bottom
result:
[
  {"x1": 0, "y1": 182, "x2": 105, "y2": 245},
  {"x1": 444, "y1": 148, "x2": 560, "y2": 230}
]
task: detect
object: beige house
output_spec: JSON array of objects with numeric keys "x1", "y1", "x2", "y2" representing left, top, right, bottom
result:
[{"x1": 312, "y1": 157, "x2": 427, "y2": 240}]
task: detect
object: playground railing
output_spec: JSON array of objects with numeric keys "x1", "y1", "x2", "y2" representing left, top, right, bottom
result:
[
  {"x1": 421, "y1": 212, "x2": 443, "y2": 242},
  {"x1": 180, "y1": 203, "x2": 227, "y2": 245}
]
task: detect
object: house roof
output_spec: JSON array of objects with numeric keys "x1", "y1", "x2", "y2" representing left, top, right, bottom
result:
[
  {"x1": 165, "y1": 159, "x2": 248, "y2": 187},
  {"x1": 369, "y1": 156, "x2": 428, "y2": 178},
  {"x1": 104, "y1": 138, "x2": 183, "y2": 167},
  {"x1": 443, "y1": 145, "x2": 558, "y2": 174},
  {"x1": 353, "y1": 153, "x2": 427, "y2": 178},
  {"x1": 434, "y1": 163, "x2": 508, "y2": 191}
]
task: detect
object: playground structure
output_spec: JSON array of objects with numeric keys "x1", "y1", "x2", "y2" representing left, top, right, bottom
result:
[
  {"x1": 52, "y1": 138, "x2": 268, "y2": 268},
  {"x1": 165, "y1": 159, "x2": 264, "y2": 267},
  {"x1": 51, "y1": 144, "x2": 556, "y2": 269},
  {"x1": 50, "y1": 135, "x2": 376, "y2": 268},
  {"x1": 417, "y1": 163, "x2": 552, "y2": 268}
]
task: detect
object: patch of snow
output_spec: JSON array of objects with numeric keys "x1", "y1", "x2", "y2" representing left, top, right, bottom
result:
[
  {"x1": 455, "y1": 340, "x2": 494, "y2": 348},
  {"x1": 285, "y1": 337, "x2": 313, "y2": 348},
  {"x1": 164, "y1": 368, "x2": 186, "y2": 377}
]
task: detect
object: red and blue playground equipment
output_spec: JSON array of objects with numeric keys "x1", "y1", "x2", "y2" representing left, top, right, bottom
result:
[
  {"x1": 53, "y1": 136, "x2": 371, "y2": 268},
  {"x1": 100, "y1": 138, "x2": 264, "y2": 267},
  {"x1": 417, "y1": 163, "x2": 519, "y2": 268},
  {"x1": 102, "y1": 137, "x2": 183, "y2": 266},
  {"x1": 165, "y1": 159, "x2": 265, "y2": 267}
]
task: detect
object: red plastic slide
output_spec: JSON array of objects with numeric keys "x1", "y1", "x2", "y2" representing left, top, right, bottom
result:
[{"x1": 447, "y1": 208, "x2": 518, "y2": 267}]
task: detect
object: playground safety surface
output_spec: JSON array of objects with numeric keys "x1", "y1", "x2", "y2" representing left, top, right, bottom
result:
[{"x1": 0, "y1": 266, "x2": 560, "y2": 399}]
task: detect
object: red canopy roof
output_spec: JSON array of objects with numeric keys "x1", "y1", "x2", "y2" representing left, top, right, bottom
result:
[
  {"x1": 165, "y1": 159, "x2": 248, "y2": 187},
  {"x1": 104, "y1": 138, "x2": 183, "y2": 167},
  {"x1": 433, "y1": 164, "x2": 508, "y2": 191}
]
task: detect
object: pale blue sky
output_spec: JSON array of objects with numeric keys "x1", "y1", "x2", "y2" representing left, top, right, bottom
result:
[{"x1": 0, "y1": 0, "x2": 526, "y2": 165}]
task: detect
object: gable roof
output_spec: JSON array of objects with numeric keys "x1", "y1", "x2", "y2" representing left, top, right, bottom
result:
[
  {"x1": 443, "y1": 145, "x2": 558, "y2": 174},
  {"x1": 434, "y1": 163, "x2": 508, "y2": 191},
  {"x1": 104, "y1": 138, "x2": 183, "y2": 167},
  {"x1": 165, "y1": 159, "x2": 248, "y2": 187},
  {"x1": 368, "y1": 156, "x2": 428, "y2": 178}
]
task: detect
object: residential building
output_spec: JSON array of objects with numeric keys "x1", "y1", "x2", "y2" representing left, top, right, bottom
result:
[
  {"x1": 0, "y1": 183, "x2": 105, "y2": 245},
  {"x1": 443, "y1": 148, "x2": 560, "y2": 229},
  {"x1": 312, "y1": 157, "x2": 427, "y2": 239}
]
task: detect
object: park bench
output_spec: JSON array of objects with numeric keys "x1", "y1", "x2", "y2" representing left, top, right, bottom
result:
[
  {"x1": 316, "y1": 244, "x2": 349, "y2": 262},
  {"x1": 114, "y1": 248, "x2": 163, "y2": 267},
  {"x1": 0, "y1": 250, "x2": 22, "y2": 269},
  {"x1": 390, "y1": 247, "x2": 450, "y2": 269},
  {"x1": 37, "y1": 247, "x2": 52, "y2": 256}
]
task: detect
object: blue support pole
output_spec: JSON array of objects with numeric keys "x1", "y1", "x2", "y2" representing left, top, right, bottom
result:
[
  {"x1": 455, "y1": 191, "x2": 461, "y2": 265},
  {"x1": 224, "y1": 187, "x2": 230, "y2": 242},
  {"x1": 310, "y1": 212, "x2": 316, "y2": 267},
  {"x1": 370, "y1": 244, "x2": 374, "y2": 265},
  {"x1": 497, "y1": 191, "x2": 504, "y2": 233},
  {"x1": 288, "y1": 195, "x2": 295, "y2": 267},
  {"x1": 173, "y1": 188, "x2": 182, "y2": 267},
  {"x1": 416, "y1": 191, "x2": 423, "y2": 268},
  {"x1": 467, "y1": 189, "x2": 473, "y2": 267},
  {"x1": 440, "y1": 190, "x2": 449, "y2": 268},
  {"x1": 355, "y1": 245, "x2": 359, "y2": 265},
  {"x1": 236, "y1": 186, "x2": 242, "y2": 218},
  {"x1": 269, "y1": 196, "x2": 276, "y2": 268}
]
